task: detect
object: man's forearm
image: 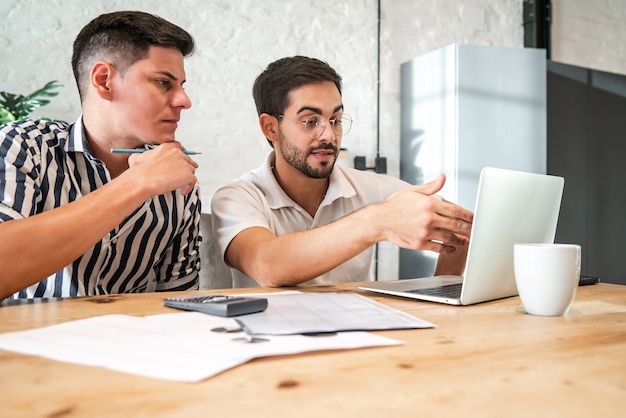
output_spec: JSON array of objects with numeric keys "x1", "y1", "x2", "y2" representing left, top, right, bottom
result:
[
  {"x1": 0, "y1": 175, "x2": 153, "y2": 299},
  {"x1": 231, "y1": 204, "x2": 384, "y2": 287}
]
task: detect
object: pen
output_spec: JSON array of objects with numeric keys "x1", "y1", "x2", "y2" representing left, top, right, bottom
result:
[{"x1": 111, "y1": 148, "x2": 201, "y2": 156}]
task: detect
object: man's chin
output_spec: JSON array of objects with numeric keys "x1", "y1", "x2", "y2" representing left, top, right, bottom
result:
[
  {"x1": 308, "y1": 163, "x2": 335, "y2": 179},
  {"x1": 151, "y1": 137, "x2": 177, "y2": 145}
]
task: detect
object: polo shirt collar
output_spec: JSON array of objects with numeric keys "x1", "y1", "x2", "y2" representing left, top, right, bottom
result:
[{"x1": 257, "y1": 151, "x2": 358, "y2": 210}]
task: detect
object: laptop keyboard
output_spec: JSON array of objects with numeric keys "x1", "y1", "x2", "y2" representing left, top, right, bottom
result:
[{"x1": 406, "y1": 283, "x2": 463, "y2": 298}]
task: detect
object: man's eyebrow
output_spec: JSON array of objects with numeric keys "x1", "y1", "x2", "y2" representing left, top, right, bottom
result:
[
  {"x1": 156, "y1": 70, "x2": 186, "y2": 84},
  {"x1": 296, "y1": 104, "x2": 344, "y2": 115}
]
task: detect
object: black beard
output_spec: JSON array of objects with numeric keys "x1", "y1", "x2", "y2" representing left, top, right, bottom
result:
[{"x1": 278, "y1": 134, "x2": 338, "y2": 179}]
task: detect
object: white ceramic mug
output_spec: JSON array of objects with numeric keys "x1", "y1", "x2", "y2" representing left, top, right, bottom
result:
[{"x1": 514, "y1": 243, "x2": 581, "y2": 316}]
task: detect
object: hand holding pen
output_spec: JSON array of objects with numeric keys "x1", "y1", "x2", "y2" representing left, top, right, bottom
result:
[{"x1": 114, "y1": 142, "x2": 199, "y2": 196}]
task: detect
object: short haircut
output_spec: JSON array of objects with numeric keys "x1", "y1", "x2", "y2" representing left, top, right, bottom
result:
[
  {"x1": 252, "y1": 56, "x2": 343, "y2": 117},
  {"x1": 71, "y1": 10, "x2": 195, "y2": 100}
]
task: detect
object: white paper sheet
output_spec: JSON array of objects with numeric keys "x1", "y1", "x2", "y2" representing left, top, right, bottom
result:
[
  {"x1": 0, "y1": 312, "x2": 401, "y2": 382},
  {"x1": 235, "y1": 293, "x2": 436, "y2": 335}
]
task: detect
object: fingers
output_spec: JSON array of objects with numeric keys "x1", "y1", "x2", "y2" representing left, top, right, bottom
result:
[
  {"x1": 437, "y1": 229, "x2": 470, "y2": 246},
  {"x1": 414, "y1": 173, "x2": 446, "y2": 196},
  {"x1": 179, "y1": 181, "x2": 197, "y2": 196},
  {"x1": 414, "y1": 194, "x2": 473, "y2": 237},
  {"x1": 414, "y1": 238, "x2": 464, "y2": 255},
  {"x1": 405, "y1": 228, "x2": 469, "y2": 252},
  {"x1": 381, "y1": 179, "x2": 474, "y2": 253},
  {"x1": 426, "y1": 197, "x2": 473, "y2": 241},
  {"x1": 437, "y1": 209, "x2": 473, "y2": 237},
  {"x1": 421, "y1": 241, "x2": 459, "y2": 254},
  {"x1": 127, "y1": 143, "x2": 198, "y2": 195}
]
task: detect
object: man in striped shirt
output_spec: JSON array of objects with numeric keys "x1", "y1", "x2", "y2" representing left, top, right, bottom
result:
[{"x1": 0, "y1": 11, "x2": 201, "y2": 300}]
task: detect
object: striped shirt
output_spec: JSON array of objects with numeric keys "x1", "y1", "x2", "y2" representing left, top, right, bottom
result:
[{"x1": 0, "y1": 117, "x2": 201, "y2": 299}]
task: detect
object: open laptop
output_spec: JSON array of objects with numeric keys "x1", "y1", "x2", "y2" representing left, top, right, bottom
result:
[{"x1": 359, "y1": 167, "x2": 564, "y2": 305}]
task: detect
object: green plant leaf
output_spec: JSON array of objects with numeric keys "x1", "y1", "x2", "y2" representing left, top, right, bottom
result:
[
  {"x1": 27, "y1": 80, "x2": 63, "y2": 100},
  {"x1": 0, "y1": 107, "x2": 16, "y2": 124},
  {"x1": 0, "y1": 80, "x2": 63, "y2": 120}
]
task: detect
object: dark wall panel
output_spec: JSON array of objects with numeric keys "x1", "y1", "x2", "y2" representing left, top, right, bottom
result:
[{"x1": 548, "y1": 61, "x2": 626, "y2": 285}]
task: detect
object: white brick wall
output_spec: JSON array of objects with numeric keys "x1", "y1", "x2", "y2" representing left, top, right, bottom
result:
[
  {"x1": 1, "y1": 0, "x2": 623, "y2": 280},
  {"x1": 552, "y1": 0, "x2": 626, "y2": 75}
]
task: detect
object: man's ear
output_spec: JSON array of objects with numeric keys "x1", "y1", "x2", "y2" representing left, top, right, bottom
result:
[
  {"x1": 90, "y1": 61, "x2": 116, "y2": 101},
  {"x1": 259, "y1": 113, "x2": 279, "y2": 145}
]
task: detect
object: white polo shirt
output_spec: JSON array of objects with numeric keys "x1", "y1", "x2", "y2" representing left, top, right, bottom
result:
[{"x1": 211, "y1": 151, "x2": 409, "y2": 287}]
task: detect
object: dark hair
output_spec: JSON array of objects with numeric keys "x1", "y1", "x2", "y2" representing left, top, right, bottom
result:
[
  {"x1": 71, "y1": 11, "x2": 195, "y2": 100},
  {"x1": 252, "y1": 56, "x2": 343, "y2": 117}
]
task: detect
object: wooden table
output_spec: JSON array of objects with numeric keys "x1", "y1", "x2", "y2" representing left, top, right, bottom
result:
[{"x1": 1, "y1": 282, "x2": 625, "y2": 417}]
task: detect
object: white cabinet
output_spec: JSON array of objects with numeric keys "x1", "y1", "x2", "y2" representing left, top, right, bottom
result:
[{"x1": 399, "y1": 44, "x2": 547, "y2": 278}]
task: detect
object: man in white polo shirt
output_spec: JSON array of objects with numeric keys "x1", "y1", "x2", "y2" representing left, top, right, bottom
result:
[{"x1": 211, "y1": 56, "x2": 473, "y2": 288}]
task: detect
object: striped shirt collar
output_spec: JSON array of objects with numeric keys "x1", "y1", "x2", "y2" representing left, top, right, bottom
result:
[
  {"x1": 67, "y1": 117, "x2": 160, "y2": 158},
  {"x1": 67, "y1": 115, "x2": 101, "y2": 160}
]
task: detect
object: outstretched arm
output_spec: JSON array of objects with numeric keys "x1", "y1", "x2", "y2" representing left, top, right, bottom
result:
[{"x1": 225, "y1": 174, "x2": 473, "y2": 287}]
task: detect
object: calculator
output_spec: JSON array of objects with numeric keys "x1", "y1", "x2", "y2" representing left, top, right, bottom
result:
[{"x1": 164, "y1": 295, "x2": 268, "y2": 317}]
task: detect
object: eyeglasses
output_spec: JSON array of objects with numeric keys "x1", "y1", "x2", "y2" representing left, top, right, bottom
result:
[{"x1": 272, "y1": 113, "x2": 353, "y2": 138}]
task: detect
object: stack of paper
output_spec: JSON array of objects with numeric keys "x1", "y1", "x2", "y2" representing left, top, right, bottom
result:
[{"x1": 0, "y1": 292, "x2": 435, "y2": 382}]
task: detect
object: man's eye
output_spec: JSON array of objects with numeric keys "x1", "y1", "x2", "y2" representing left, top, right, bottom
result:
[
  {"x1": 331, "y1": 118, "x2": 343, "y2": 126},
  {"x1": 156, "y1": 79, "x2": 172, "y2": 90},
  {"x1": 303, "y1": 117, "x2": 321, "y2": 128}
]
